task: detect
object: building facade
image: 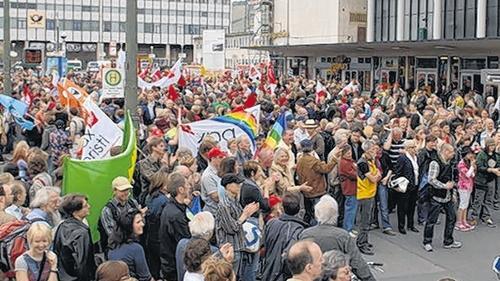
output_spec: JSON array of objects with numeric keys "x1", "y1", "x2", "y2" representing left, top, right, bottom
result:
[{"x1": 0, "y1": 0, "x2": 230, "y2": 65}]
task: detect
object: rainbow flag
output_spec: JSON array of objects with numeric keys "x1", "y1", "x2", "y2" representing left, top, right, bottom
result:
[
  {"x1": 213, "y1": 110, "x2": 258, "y2": 137},
  {"x1": 264, "y1": 113, "x2": 287, "y2": 149}
]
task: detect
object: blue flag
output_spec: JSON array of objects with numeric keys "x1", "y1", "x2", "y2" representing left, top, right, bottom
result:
[{"x1": 0, "y1": 94, "x2": 35, "y2": 130}]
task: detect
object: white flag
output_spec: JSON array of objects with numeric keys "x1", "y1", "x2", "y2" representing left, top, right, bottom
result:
[{"x1": 81, "y1": 97, "x2": 123, "y2": 160}]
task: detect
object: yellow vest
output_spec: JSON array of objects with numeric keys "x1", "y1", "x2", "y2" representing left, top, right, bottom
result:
[{"x1": 357, "y1": 159, "x2": 378, "y2": 200}]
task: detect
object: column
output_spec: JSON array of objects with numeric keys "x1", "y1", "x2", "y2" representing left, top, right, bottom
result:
[
  {"x1": 396, "y1": 0, "x2": 405, "y2": 41},
  {"x1": 367, "y1": 0, "x2": 375, "y2": 42},
  {"x1": 433, "y1": 0, "x2": 442, "y2": 40},
  {"x1": 477, "y1": 0, "x2": 487, "y2": 38}
]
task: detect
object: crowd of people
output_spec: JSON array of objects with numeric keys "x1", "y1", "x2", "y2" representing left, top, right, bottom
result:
[{"x1": 0, "y1": 65, "x2": 499, "y2": 281}]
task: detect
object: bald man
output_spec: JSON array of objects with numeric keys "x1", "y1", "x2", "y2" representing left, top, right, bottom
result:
[{"x1": 286, "y1": 240, "x2": 324, "y2": 281}]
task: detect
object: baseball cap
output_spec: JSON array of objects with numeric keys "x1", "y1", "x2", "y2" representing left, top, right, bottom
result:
[
  {"x1": 207, "y1": 147, "x2": 228, "y2": 160},
  {"x1": 221, "y1": 173, "x2": 245, "y2": 187},
  {"x1": 112, "y1": 176, "x2": 133, "y2": 191},
  {"x1": 269, "y1": 195, "x2": 282, "y2": 208}
]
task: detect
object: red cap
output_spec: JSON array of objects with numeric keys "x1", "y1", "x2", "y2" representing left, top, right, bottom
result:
[
  {"x1": 207, "y1": 147, "x2": 227, "y2": 160},
  {"x1": 151, "y1": 128, "x2": 164, "y2": 137},
  {"x1": 269, "y1": 195, "x2": 282, "y2": 208}
]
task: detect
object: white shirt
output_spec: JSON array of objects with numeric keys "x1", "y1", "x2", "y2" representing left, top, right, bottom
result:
[{"x1": 184, "y1": 271, "x2": 204, "y2": 281}]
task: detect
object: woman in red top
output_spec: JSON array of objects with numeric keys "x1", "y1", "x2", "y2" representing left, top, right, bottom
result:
[{"x1": 338, "y1": 145, "x2": 358, "y2": 237}]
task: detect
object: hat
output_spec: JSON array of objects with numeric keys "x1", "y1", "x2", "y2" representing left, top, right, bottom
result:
[
  {"x1": 221, "y1": 173, "x2": 245, "y2": 187},
  {"x1": 112, "y1": 176, "x2": 133, "y2": 191},
  {"x1": 269, "y1": 195, "x2": 282, "y2": 208},
  {"x1": 303, "y1": 119, "x2": 318, "y2": 129},
  {"x1": 151, "y1": 128, "x2": 164, "y2": 138},
  {"x1": 207, "y1": 147, "x2": 228, "y2": 160}
]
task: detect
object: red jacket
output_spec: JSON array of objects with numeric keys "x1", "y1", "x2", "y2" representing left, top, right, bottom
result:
[{"x1": 339, "y1": 157, "x2": 357, "y2": 196}]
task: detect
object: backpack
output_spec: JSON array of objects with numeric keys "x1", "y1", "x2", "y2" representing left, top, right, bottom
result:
[
  {"x1": 71, "y1": 118, "x2": 86, "y2": 136},
  {"x1": 0, "y1": 218, "x2": 45, "y2": 278}
]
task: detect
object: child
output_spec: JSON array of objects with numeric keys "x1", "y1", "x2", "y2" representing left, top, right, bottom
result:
[{"x1": 456, "y1": 147, "x2": 476, "y2": 231}]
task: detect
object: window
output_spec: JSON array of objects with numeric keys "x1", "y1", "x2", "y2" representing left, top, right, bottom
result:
[
  {"x1": 47, "y1": 19, "x2": 56, "y2": 30},
  {"x1": 201, "y1": 11, "x2": 208, "y2": 17},
  {"x1": 487, "y1": 0, "x2": 498, "y2": 37},
  {"x1": 104, "y1": 21, "x2": 111, "y2": 32},
  {"x1": 82, "y1": 5, "x2": 92, "y2": 12},
  {"x1": 138, "y1": 8, "x2": 145, "y2": 14},
  {"x1": 47, "y1": 4, "x2": 55, "y2": 10},
  {"x1": 161, "y1": 23, "x2": 168, "y2": 33},
  {"x1": 375, "y1": 0, "x2": 382, "y2": 41},
  {"x1": 73, "y1": 20, "x2": 82, "y2": 31},
  {"x1": 178, "y1": 10, "x2": 185, "y2": 16},
  {"x1": 18, "y1": 19, "x2": 27, "y2": 29},
  {"x1": 91, "y1": 21, "x2": 99, "y2": 31},
  {"x1": 120, "y1": 22, "x2": 126, "y2": 32},
  {"x1": 103, "y1": 6, "x2": 112, "y2": 14},
  {"x1": 138, "y1": 23, "x2": 144, "y2": 33},
  {"x1": 144, "y1": 23, "x2": 153, "y2": 33},
  {"x1": 169, "y1": 24, "x2": 177, "y2": 33},
  {"x1": 27, "y1": 3, "x2": 37, "y2": 9},
  {"x1": 169, "y1": 10, "x2": 176, "y2": 17},
  {"x1": 112, "y1": 22, "x2": 120, "y2": 32},
  {"x1": 74, "y1": 5, "x2": 82, "y2": 12},
  {"x1": 153, "y1": 9, "x2": 161, "y2": 16},
  {"x1": 382, "y1": 0, "x2": 389, "y2": 41},
  {"x1": 82, "y1": 20, "x2": 92, "y2": 31},
  {"x1": 455, "y1": 0, "x2": 465, "y2": 39},
  {"x1": 465, "y1": 0, "x2": 476, "y2": 38},
  {"x1": 64, "y1": 20, "x2": 72, "y2": 30},
  {"x1": 154, "y1": 23, "x2": 161, "y2": 33},
  {"x1": 37, "y1": 3, "x2": 45, "y2": 10}
]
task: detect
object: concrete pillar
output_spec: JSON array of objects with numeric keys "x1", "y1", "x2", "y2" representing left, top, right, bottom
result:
[
  {"x1": 367, "y1": 0, "x2": 375, "y2": 42},
  {"x1": 433, "y1": 0, "x2": 442, "y2": 40},
  {"x1": 396, "y1": 0, "x2": 405, "y2": 41},
  {"x1": 477, "y1": 0, "x2": 487, "y2": 38}
]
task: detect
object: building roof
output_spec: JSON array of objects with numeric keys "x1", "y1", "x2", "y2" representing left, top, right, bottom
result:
[{"x1": 245, "y1": 38, "x2": 500, "y2": 57}]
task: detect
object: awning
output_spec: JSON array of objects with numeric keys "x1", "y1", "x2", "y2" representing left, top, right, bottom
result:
[{"x1": 245, "y1": 38, "x2": 500, "y2": 57}]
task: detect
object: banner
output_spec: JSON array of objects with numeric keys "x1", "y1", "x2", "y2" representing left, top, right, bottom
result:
[
  {"x1": 137, "y1": 58, "x2": 182, "y2": 89},
  {"x1": 178, "y1": 119, "x2": 256, "y2": 156},
  {"x1": 63, "y1": 112, "x2": 137, "y2": 242},
  {"x1": 81, "y1": 98, "x2": 122, "y2": 160}
]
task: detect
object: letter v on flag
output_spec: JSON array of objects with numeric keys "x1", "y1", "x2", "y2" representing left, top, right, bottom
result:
[{"x1": 57, "y1": 78, "x2": 89, "y2": 108}]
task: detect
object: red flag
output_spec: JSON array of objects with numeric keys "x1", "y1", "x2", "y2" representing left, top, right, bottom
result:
[
  {"x1": 244, "y1": 92, "x2": 257, "y2": 109},
  {"x1": 178, "y1": 74, "x2": 187, "y2": 88},
  {"x1": 23, "y1": 84, "x2": 34, "y2": 106},
  {"x1": 151, "y1": 68, "x2": 162, "y2": 81},
  {"x1": 315, "y1": 81, "x2": 327, "y2": 104},
  {"x1": 138, "y1": 67, "x2": 149, "y2": 79},
  {"x1": 168, "y1": 85, "x2": 180, "y2": 101}
]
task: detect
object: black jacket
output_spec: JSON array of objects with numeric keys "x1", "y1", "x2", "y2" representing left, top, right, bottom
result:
[
  {"x1": 395, "y1": 154, "x2": 417, "y2": 191},
  {"x1": 159, "y1": 197, "x2": 190, "y2": 281},
  {"x1": 53, "y1": 218, "x2": 96, "y2": 281},
  {"x1": 260, "y1": 214, "x2": 308, "y2": 281},
  {"x1": 417, "y1": 148, "x2": 438, "y2": 183},
  {"x1": 240, "y1": 178, "x2": 270, "y2": 218}
]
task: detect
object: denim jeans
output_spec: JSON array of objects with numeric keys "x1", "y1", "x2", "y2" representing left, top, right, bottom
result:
[
  {"x1": 343, "y1": 195, "x2": 358, "y2": 232},
  {"x1": 471, "y1": 181, "x2": 495, "y2": 221},
  {"x1": 376, "y1": 184, "x2": 392, "y2": 230},
  {"x1": 423, "y1": 199, "x2": 456, "y2": 246},
  {"x1": 238, "y1": 251, "x2": 259, "y2": 281}
]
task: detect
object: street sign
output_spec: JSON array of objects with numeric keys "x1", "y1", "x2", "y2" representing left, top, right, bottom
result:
[{"x1": 102, "y1": 68, "x2": 124, "y2": 98}]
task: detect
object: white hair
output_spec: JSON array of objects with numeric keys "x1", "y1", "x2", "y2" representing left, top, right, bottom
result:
[
  {"x1": 314, "y1": 195, "x2": 339, "y2": 225},
  {"x1": 188, "y1": 211, "x2": 215, "y2": 240},
  {"x1": 30, "y1": 186, "x2": 61, "y2": 209}
]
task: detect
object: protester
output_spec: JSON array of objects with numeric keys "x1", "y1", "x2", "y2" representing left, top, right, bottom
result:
[
  {"x1": 201, "y1": 147, "x2": 227, "y2": 215},
  {"x1": 456, "y1": 147, "x2": 476, "y2": 231},
  {"x1": 160, "y1": 172, "x2": 192, "y2": 281},
  {"x1": 319, "y1": 250, "x2": 353, "y2": 281},
  {"x1": 14, "y1": 224, "x2": 58, "y2": 281},
  {"x1": 202, "y1": 256, "x2": 236, "y2": 281},
  {"x1": 299, "y1": 195, "x2": 375, "y2": 281},
  {"x1": 95, "y1": 260, "x2": 138, "y2": 281},
  {"x1": 108, "y1": 208, "x2": 152, "y2": 281},
  {"x1": 5, "y1": 181, "x2": 28, "y2": 219},
  {"x1": 26, "y1": 186, "x2": 61, "y2": 228},
  {"x1": 285, "y1": 240, "x2": 324, "y2": 281},
  {"x1": 53, "y1": 194, "x2": 96, "y2": 281},
  {"x1": 0, "y1": 183, "x2": 16, "y2": 225}
]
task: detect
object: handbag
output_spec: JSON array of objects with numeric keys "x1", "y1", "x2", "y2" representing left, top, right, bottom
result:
[{"x1": 388, "y1": 176, "x2": 409, "y2": 193}]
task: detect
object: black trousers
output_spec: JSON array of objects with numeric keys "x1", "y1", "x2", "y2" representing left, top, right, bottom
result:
[
  {"x1": 395, "y1": 188, "x2": 418, "y2": 230},
  {"x1": 423, "y1": 199, "x2": 456, "y2": 246}
]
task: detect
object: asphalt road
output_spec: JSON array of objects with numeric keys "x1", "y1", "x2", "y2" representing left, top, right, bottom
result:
[{"x1": 363, "y1": 210, "x2": 500, "y2": 281}]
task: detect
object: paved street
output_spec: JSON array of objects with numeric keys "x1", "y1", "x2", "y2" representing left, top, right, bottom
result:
[{"x1": 364, "y1": 210, "x2": 500, "y2": 281}]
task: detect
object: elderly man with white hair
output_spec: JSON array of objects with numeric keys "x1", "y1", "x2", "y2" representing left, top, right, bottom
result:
[
  {"x1": 175, "y1": 211, "x2": 218, "y2": 281},
  {"x1": 299, "y1": 195, "x2": 375, "y2": 281},
  {"x1": 26, "y1": 186, "x2": 61, "y2": 228}
]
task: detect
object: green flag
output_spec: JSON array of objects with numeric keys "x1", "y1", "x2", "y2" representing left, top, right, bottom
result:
[{"x1": 62, "y1": 112, "x2": 137, "y2": 242}]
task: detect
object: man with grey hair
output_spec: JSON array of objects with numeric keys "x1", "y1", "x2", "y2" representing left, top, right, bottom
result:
[
  {"x1": 300, "y1": 195, "x2": 375, "y2": 281},
  {"x1": 175, "y1": 211, "x2": 218, "y2": 280},
  {"x1": 26, "y1": 186, "x2": 61, "y2": 228}
]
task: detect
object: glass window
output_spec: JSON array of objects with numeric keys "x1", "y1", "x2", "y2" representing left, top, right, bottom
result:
[
  {"x1": 455, "y1": 0, "x2": 465, "y2": 39},
  {"x1": 138, "y1": 8, "x2": 145, "y2": 14},
  {"x1": 120, "y1": 22, "x2": 126, "y2": 32},
  {"x1": 154, "y1": 23, "x2": 161, "y2": 33},
  {"x1": 73, "y1": 20, "x2": 82, "y2": 31},
  {"x1": 201, "y1": 11, "x2": 208, "y2": 17},
  {"x1": 375, "y1": 0, "x2": 382, "y2": 41},
  {"x1": 37, "y1": 3, "x2": 45, "y2": 10},
  {"x1": 416, "y1": 58, "x2": 438, "y2": 68},
  {"x1": 169, "y1": 10, "x2": 176, "y2": 17},
  {"x1": 56, "y1": 4, "x2": 64, "y2": 12},
  {"x1": 178, "y1": 10, "x2": 185, "y2": 16},
  {"x1": 404, "y1": 0, "x2": 411, "y2": 40},
  {"x1": 389, "y1": 0, "x2": 396, "y2": 41},
  {"x1": 82, "y1": 20, "x2": 92, "y2": 31},
  {"x1": 487, "y1": 0, "x2": 498, "y2": 37},
  {"x1": 153, "y1": 9, "x2": 161, "y2": 16},
  {"x1": 145, "y1": 9, "x2": 152, "y2": 15},
  {"x1": 91, "y1": 21, "x2": 99, "y2": 31},
  {"x1": 82, "y1": 6, "x2": 92, "y2": 12},
  {"x1": 47, "y1": 4, "x2": 55, "y2": 10},
  {"x1": 104, "y1": 21, "x2": 111, "y2": 32},
  {"x1": 63, "y1": 20, "x2": 72, "y2": 30},
  {"x1": 112, "y1": 22, "x2": 119, "y2": 32},
  {"x1": 410, "y1": 0, "x2": 418, "y2": 40},
  {"x1": 161, "y1": 23, "x2": 168, "y2": 33},
  {"x1": 461, "y1": 58, "x2": 486, "y2": 70},
  {"x1": 144, "y1": 23, "x2": 153, "y2": 33},
  {"x1": 18, "y1": 19, "x2": 27, "y2": 29},
  {"x1": 138, "y1": 23, "x2": 144, "y2": 33},
  {"x1": 169, "y1": 24, "x2": 177, "y2": 33},
  {"x1": 465, "y1": 0, "x2": 476, "y2": 38},
  {"x1": 74, "y1": 5, "x2": 82, "y2": 12},
  {"x1": 382, "y1": 0, "x2": 389, "y2": 41},
  {"x1": 47, "y1": 19, "x2": 56, "y2": 30},
  {"x1": 103, "y1": 6, "x2": 112, "y2": 14}
]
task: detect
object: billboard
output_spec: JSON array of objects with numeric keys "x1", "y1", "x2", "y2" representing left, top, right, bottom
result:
[{"x1": 202, "y1": 29, "x2": 225, "y2": 71}]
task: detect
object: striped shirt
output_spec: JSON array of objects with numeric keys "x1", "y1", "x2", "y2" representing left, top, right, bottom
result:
[
  {"x1": 215, "y1": 194, "x2": 245, "y2": 252},
  {"x1": 388, "y1": 139, "x2": 405, "y2": 167}
]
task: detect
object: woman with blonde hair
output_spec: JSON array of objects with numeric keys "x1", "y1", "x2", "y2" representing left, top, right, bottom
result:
[
  {"x1": 202, "y1": 257, "x2": 235, "y2": 281},
  {"x1": 15, "y1": 224, "x2": 58, "y2": 281},
  {"x1": 11, "y1": 141, "x2": 30, "y2": 180},
  {"x1": 270, "y1": 148, "x2": 312, "y2": 196}
]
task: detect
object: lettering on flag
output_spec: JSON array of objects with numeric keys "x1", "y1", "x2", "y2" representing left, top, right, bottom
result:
[
  {"x1": 178, "y1": 120, "x2": 256, "y2": 156},
  {"x1": 81, "y1": 98, "x2": 122, "y2": 160}
]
